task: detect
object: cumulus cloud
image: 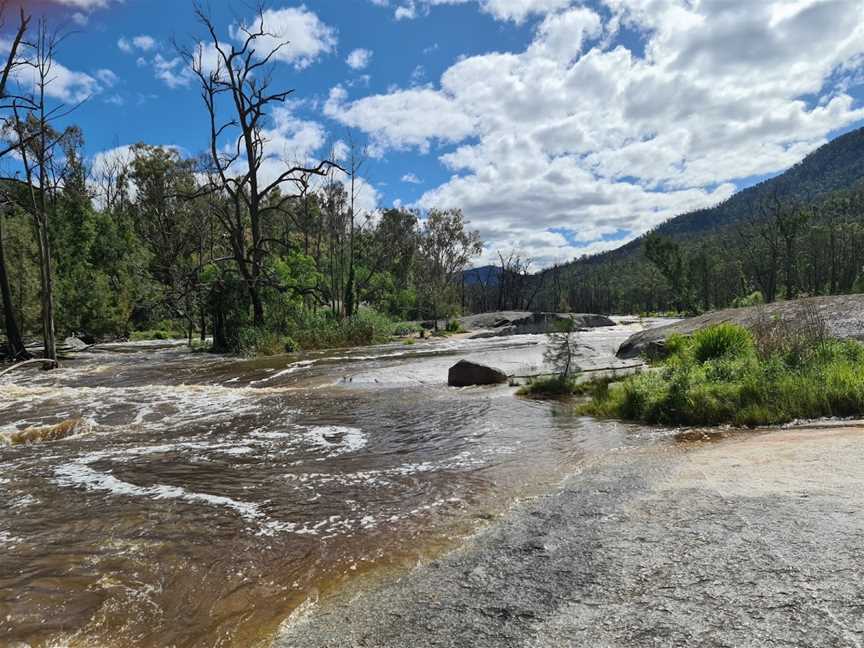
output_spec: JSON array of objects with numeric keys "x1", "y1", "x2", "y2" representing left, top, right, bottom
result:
[
  {"x1": 346, "y1": 48, "x2": 373, "y2": 70},
  {"x1": 380, "y1": 0, "x2": 572, "y2": 23},
  {"x1": 53, "y1": 0, "x2": 117, "y2": 7},
  {"x1": 4, "y1": 53, "x2": 104, "y2": 104},
  {"x1": 118, "y1": 35, "x2": 156, "y2": 53},
  {"x1": 231, "y1": 6, "x2": 337, "y2": 70},
  {"x1": 337, "y1": 0, "x2": 864, "y2": 264},
  {"x1": 324, "y1": 84, "x2": 477, "y2": 153}
]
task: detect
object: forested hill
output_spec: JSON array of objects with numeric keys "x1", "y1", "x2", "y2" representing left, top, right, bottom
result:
[
  {"x1": 465, "y1": 125, "x2": 864, "y2": 316},
  {"x1": 575, "y1": 125, "x2": 864, "y2": 266},
  {"x1": 653, "y1": 126, "x2": 864, "y2": 239}
]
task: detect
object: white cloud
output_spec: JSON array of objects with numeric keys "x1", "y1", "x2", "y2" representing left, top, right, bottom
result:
[
  {"x1": 118, "y1": 35, "x2": 156, "y2": 54},
  {"x1": 132, "y1": 35, "x2": 156, "y2": 52},
  {"x1": 7, "y1": 57, "x2": 101, "y2": 104},
  {"x1": 95, "y1": 68, "x2": 118, "y2": 87},
  {"x1": 339, "y1": 0, "x2": 864, "y2": 264},
  {"x1": 231, "y1": 6, "x2": 337, "y2": 70},
  {"x1": 152, "y1": 53, "x2": 193, "y2": 89},
  {"x1": 386, "y1": 0, "x2": 573, "y2": 23},
  {"x1": 54, "y1": 0, "x2": 116, "y2": 7},
  {"x1": 346, "y1": 48, "x2": 373, "y2": 70},
  {"x1": 402, "y1": 173, "x2": 422, "y2": 183},
  {"x1": 325, "y1": 84, "x2": 477, "y2": 153}
]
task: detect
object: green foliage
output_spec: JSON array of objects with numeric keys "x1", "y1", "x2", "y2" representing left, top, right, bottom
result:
[
  {"x1": 236, "y1": 327, "x2": 286, "y2": 357},
  {"x1": 690, "y1": 323, "x2": 755, "y2": 363},
  {"x1": 445, "y1": 319, "x2": 462, "y2": 333},
  {"x1": 517, "y1": 375, "x2": 578, "y2": 398},
  {"x1": 290, "y1": 308, "x2": 397, "y2": 351},
  {"x1": 579, "y1": 323, "x2": 864, "y2": 427},
  {"x1": 732, "y1": 291, "x2": 765, "y2": 308},
  {"x1": 130, "y1": 328, "x2": 183, "y2": 341}
]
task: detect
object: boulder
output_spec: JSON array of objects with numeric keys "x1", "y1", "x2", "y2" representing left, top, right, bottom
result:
[
  {"x1": 62, "y1": 336, "x2": 90, "y2": 351},
  {"x1": 448, "y1": 360, "x2": 508, "y2": 387}
]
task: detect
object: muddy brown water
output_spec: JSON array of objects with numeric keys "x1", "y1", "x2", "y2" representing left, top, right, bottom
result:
[{"x1": 0, "y1": 324, "x2": 667, "y2": 647}]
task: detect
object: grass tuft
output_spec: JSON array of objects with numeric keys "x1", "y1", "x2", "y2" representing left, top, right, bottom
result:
[{"x1": 578, "y1": 323, "x2": 864, "y2": 427}]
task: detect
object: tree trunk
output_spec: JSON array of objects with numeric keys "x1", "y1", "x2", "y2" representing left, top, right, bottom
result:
[
  {"x1": 36, "y1": 216, "x2": 56, "y2": 362},
  {"x1": 0, "y1": 214, "x2": 29, "y2": 361},
  {"x1": 250, "y1": 285, "x2": 265, "y2": 328}
]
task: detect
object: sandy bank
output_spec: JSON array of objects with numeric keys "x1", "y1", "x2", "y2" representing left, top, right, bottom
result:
[{"x1": 276, "y1": 423, "x2": 864, "y2": 647}]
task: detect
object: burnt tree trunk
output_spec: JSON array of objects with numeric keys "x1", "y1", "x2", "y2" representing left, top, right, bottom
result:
[{"x1": 0, "y1": 213, "x2": 29, "y2": 361}]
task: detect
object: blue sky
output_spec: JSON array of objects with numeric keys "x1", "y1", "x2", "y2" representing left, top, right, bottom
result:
[{"x1": 7, "y1": 0, "x2": 864, "y2": 265}]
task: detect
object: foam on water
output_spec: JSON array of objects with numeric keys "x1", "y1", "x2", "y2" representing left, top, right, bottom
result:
[{"x1": 301, "y1": 426, "x2": 368, "y2": 456}]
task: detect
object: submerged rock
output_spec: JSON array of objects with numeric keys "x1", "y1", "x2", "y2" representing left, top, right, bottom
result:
[
  {"x1": 6, "y1": 418, "x2": 87, "y2": 445},
  {"x1": 448, "y1": 360, "x2": 508, "y2": 387}
]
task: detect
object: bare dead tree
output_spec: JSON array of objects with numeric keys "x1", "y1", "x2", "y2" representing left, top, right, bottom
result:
[
  {"x1": 184, "y1": 2, "x2": 339, "y2": 327},
  {"x1": 343, "y1": 131, "x2": 367, "y2": 318},
  {"x1": 0, "y1": 4, "x2": 32, "y2": 361}
]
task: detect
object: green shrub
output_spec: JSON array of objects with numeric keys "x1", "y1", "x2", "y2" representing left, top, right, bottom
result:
[
  {"x1": 517, "y1": 375, "x2": 578, "y2": 398},
  {"x1": 578, "y1": 323, "x2": 864, "y2": 427},
  {"x1": 691, "y1": 323, "x2": 755, "y2": 363},
  {"x1": 290, "y1": 308, "x2": 396, "y2": 350},
  {"x1": 732, "y1": 291, "x2": 765, "y2": 308},
  {"x1": 236, "y1": 327, "x2": 286, "y2": 357},
  {"x1": 130, "y1": 328, "x2": 182, "y2": 341}
]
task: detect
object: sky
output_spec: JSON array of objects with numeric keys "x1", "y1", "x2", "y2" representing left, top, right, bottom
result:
[{"x1": 5, "y1": 0, "x2": 864, "y2": 266}]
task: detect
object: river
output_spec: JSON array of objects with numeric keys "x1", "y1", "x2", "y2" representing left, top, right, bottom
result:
[{"x1": 0, "y1": 321, "x2": 663, "y2": 647}]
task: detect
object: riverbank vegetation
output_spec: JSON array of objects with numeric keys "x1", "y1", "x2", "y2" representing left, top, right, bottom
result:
[
  {"x1": 578, "y1": 319, "x2": 864, "y2": 427},
  {"x1": 0, "y1": 6, "x2": 481, "y2": 363}
]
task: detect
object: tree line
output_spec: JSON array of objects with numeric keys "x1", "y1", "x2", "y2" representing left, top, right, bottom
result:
[{"x1": 0, "y1": 3, "x2": 482, "y2": 363}]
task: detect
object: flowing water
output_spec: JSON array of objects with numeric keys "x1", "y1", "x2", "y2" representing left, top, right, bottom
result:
[{"x1": 0, "y1": 322, "x2": 663, "y2": 648}]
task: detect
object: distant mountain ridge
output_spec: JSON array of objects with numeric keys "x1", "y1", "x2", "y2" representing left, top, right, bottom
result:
[{"x1": 581, "y1": 126, "x2": 864, "y2": 265}]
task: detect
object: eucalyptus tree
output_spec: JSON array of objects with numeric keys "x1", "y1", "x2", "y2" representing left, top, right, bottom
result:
[{"x1": 415, "y1": 208, "x2": 482, "y2": 327}]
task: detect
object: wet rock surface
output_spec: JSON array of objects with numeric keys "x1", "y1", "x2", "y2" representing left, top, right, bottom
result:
[
  {"x1": 617, "y1": 294, "x2": 864, "y2": 359},
  {"x1": 277, "y1": 426, "x2": 864, "y2": 647}
]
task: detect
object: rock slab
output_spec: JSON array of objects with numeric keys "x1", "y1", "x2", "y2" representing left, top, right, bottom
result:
[{"x1": 617, "y1": 294, "x2": 864, "y2": 359}]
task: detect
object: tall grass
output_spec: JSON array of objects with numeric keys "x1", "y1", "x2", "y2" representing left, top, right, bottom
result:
[{"x1": 579, "y1": 323, "x2": 864, "y2": 427}]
